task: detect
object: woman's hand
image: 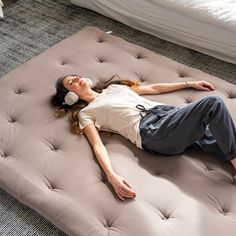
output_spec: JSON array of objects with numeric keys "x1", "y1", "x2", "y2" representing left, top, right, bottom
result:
[
  {"x1": 190, "y1": 80, "x2": 215, "y2": 91},
  {"x1": 107, "y1": 173, "x2": 136, "y2": 201}
]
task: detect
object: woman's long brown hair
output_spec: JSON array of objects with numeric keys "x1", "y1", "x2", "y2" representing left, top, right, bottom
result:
[{"x1": 51, "y1": 75, "x2": 140, "y2": 135}]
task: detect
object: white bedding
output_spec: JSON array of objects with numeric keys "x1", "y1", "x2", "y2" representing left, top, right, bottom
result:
[
  {"x1": 71, "y1": 0, "x2": 236, "y2": 64},
  {"x1": 0, "y1": 0, "x2": 3, "y2": 18},
  {"x1": 153, "y1": 0, "x2": 236, "y2": 31}
]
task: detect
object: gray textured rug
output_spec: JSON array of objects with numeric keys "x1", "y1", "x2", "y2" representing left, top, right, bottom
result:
[{"x1": 0, "y1": 0, "x2": 236, "y2": 235}]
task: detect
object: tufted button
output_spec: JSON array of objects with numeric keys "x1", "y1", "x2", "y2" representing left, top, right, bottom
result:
[
  {"x1": 50, "y1": 144, "x2": 59, "y2": 151},
  {"x1": 44, "y1": 137, "x2": 60, "y2": 152},
  {"x1": 1, "y1": 151, "x2": 8, "y2": 158},
  {"x1": 134, "y1": 72, "x2": 145, "y2": 82},
  {"x1": 97, "y1": 38, "x2": 105, "y2": 43},
  {"x1": 184, "y1": 98, "x2": 192, "y2": 104},
  {"x1": 103, "y1": 220, "x2": 112, "y2": 228},
  {"x1": 60, "y1": 61, "x2": 66, "y2": 65},
  {"x1": 135, "y1": 53, "x2": 144, "y2": 59},
  {"x1": 204, "y1": 166, "x2": 214, "y2": 172},
  {"x1": 97, "y1": 57, "x2": 105, "y2": 63},
  {"x1": 48, "y1": 182, "x2": 57, "y2": 190},
  {"x1": 177, "y1": 73, "x2": 185, "y2": 78},
  {"x1": 15, "y1": 88, "x2": 25, "y2": 94},
  {"x1": 160, "y1": 211, "x2": 171, "y2": 220},
  {"x1": 227, "y1": 91, "x2": 235, "y2": 99},
  {"x1": 8, "y1": 117, "x2": 16, "y2": 123},
  {"x1": 220, "y1": 207, "x2": 228, "y2": 215}
]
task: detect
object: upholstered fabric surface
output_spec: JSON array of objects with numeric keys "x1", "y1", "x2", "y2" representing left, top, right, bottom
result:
[{"x1": 0, "y1": 26, "x2": 236, "y2": 236}]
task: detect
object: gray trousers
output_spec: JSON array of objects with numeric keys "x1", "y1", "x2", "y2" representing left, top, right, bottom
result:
[{"x1": 138, "y1": 96, "x2": 236, "y2": 161}]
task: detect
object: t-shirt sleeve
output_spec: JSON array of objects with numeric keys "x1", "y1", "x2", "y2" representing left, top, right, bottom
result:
[{"x1": 78, "y1": 110, "x2": 95, "y2": 129}]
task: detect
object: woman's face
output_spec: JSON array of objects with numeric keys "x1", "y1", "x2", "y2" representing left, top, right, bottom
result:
[{"x1": 62, "y1": 75, "x2": 91, "y2": 95}]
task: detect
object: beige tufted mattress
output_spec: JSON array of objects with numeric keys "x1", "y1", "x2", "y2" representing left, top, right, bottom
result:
[{"x1": 0, "y1": 26, "x2": 236, "y2": 236}]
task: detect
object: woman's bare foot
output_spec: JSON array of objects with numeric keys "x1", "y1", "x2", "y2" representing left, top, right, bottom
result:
[
  {"x1": 230, "y1": 157, "x2": 236, "y2": 182},
  {"x1": 231, "y1": 157, "x2": 236, "y2": 170}
]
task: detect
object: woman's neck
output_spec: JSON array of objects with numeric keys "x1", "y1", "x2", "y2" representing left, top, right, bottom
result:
[{"x1": 81, "y1": 90, "x2": 100, "y2": 103}]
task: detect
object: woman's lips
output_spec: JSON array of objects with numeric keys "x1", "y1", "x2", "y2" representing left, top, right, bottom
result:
[
  {"x1": 79, "y1": 79, "x2": 83, "y2": 86},
  {"x1": 79, "y1": 78, "x2": 88, "y2": 86}
]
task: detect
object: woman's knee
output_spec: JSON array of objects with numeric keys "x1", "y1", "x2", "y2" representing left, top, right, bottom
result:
[
  {"x1": 205, "y1": 95, "x2": 223, "y2": 103},
  {"x1": 202, "y1": 95, "x2": 225, "y2": 108}
]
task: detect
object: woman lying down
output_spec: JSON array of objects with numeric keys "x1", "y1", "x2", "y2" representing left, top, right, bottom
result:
[{"x1": 51, "y1": 74, "x2": 236, "y2": 201}]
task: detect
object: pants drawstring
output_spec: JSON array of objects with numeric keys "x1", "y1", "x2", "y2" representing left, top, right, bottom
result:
[{"x1": 136, "y1": 104, "x2": 152, "y2": 118}]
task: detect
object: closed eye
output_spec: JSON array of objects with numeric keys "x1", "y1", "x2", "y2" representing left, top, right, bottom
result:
[{"x1": 67, "y1": 80, "x2": 73, "y2": 86}]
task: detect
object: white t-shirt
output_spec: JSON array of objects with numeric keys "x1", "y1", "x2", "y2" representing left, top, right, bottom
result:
[{"x1": 78, "y1": 84, "x2": 164, "y2": 149}]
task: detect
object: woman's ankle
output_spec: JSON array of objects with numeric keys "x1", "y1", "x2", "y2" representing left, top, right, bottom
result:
[{"x1": 230, "y1": 157, "x2": 236, "y2": 171}]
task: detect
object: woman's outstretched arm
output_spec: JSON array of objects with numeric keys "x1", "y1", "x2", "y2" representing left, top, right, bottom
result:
[
  {"x1": 84, "y1": 123, "x2": 136, "y2": 201},
  {"x1": 133, "y1": 80, "x2": 215, "y2": 95}
]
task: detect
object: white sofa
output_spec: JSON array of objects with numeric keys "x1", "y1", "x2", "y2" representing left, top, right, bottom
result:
[{"x1": 71, "y1": 0, "x2": 236, "y2": 65}]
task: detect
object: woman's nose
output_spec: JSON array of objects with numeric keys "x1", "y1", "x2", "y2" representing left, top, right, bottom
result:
[{"x1": 74, "y1": 77, "x2": 80, "y2": 82}]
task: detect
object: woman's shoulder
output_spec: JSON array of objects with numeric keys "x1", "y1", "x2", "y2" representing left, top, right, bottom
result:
[
  {"x1": 107, "y1": 83, "x2": 132, "y2": 91},
  {"x1": 108, "y1": 83, "x2": 127, "y2": 88}
]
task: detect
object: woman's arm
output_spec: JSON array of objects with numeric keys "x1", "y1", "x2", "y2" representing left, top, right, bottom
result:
[
  {"x1": 83, "y1": 123, "x2": 136, "y2": 201},
  {"x1": 133, "y1": 80, "x2": 215, "y2": 95}
]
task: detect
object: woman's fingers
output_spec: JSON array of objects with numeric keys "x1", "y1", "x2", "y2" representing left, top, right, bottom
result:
[
  {"x1": 109, "y1": 174, "x2": 136, "y2": 201},
  {"x1": 123, "y1": 179, "x2": 136, "y2": 193},
  {"x1": 117, "y1": 192, "x2": 125, "y2": 201},
  {"x1": 123, "y1": 184, "x2": 136, "y2": 197},
  {"x1": 201, "y1": 85, "x2": 210, "y2": 91},
  {"x1": 123, "y1": 187, "x2": 136, "y2": 196},
  {"x1": 117, "y1": 190, "x2": 135, "y2": 201},
  {"x1": 123, "y1": 179, "x2": 133, "y2": 188},
  {"x1": 207, "y1": 82, "x2": 215, "y2": 90},
  {"x1": 194, "y1": 81, "x2": 215, "y2": 91},
  {"x1": 117, "y1": 188, "x2": 133, "y2": 200},
  {"x1": 120, "y1": 189, "x2": 135, "y2": 198},
  {"x1": 116, "y1": 184, "x2": 136, "y2": 200},
  {"x1": 197, "y1": 84, "x2": 211, "y2": 91},
  {"x1": 202, "y1": 81, "x2": 215, "y2": 90}
]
